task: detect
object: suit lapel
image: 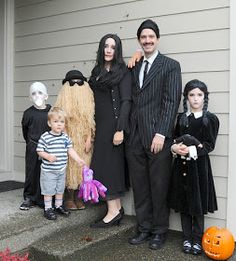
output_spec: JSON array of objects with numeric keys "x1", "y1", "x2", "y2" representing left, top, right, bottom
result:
[{"x1": 141, "y1": 53, "x2": 164, "y2": 90}]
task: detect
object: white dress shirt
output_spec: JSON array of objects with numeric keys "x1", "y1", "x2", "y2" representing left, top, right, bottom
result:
[{"x1": 139, "y1": 50, "x2": 159, "y2": 88}]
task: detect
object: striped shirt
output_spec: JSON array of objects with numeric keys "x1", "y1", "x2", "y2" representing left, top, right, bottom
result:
[{"x1": 36, "y1": 131, "x2": 72, "y2": 171}]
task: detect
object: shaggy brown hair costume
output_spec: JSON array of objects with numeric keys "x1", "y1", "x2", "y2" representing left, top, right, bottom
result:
[{"x1": 55, "y1": 81, "x2": 95, "y2": 190}]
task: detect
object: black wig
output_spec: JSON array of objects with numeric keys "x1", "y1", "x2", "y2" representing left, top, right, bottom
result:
[
  {"x1": 89, "y1": 33, "x2": 127, "y2": 88},
  {"x1": 179, "y1": 79, "x2": 209, "y2": 127}
]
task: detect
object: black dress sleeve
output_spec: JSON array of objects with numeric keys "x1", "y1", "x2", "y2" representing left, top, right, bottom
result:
[
  {"x1": 197, "y1": 112, "x2": 220, "y2": 156},
  {"x1": 116, "y1": 70, "x2": 132, "y2": 133},
  {"x1": 21, "y1": 111, "x2": 29, "y2": 142}
]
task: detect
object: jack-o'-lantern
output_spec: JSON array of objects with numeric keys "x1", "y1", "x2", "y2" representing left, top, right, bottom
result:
[{"x1": 202, "y1": 226, "x2": 235, "y2": 260}]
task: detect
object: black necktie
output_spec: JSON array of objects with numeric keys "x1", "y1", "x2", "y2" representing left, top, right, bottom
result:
[{"x1": 143, "y1": 60, "x2": 149, "y2": 85}]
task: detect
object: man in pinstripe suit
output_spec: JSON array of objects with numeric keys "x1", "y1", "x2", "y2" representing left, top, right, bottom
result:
[{"x1": 127, "y1": 19, "x2": 182, "y2": 250}]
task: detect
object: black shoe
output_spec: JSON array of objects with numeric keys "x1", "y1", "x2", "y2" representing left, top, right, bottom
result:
[
  {"x1": 149, "y1": 233, "x2": 166, "y2": 250},
  {"x1": 183, "y1": 240, "x2": 192, "y2": 254},
  {"x1": 19, "y1": 198, "x2": 34, "y2": 210},
  {"x1": 44, "y1": 208, "x2": 57, "y2": 220},
  {"x1": 192, "y1": 242, "x2": 202, "y2": 255},
  {"x1": 129, "y1": 232, "x2": 151, "y2": 245},
  {"x1": 55, "y1": 206, "x2": 70, "y2": 217},
  {"x1": 90, "y1": 213, "x2": 122, "y2": 228},
  {"x1": 119, "y1": 207, "x2": 124, "y2": 216}
]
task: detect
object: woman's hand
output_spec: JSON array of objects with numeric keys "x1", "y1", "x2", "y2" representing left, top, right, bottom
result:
[
  {"x1": 127, "y1": 49, "x2": 143, "y2": 68},
  {"x1": 113, "y1": 131, "x2": 124, "y2": 146}
]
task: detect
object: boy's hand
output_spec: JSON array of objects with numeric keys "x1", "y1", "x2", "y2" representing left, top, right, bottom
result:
[
  {"x1": 78, "y1": 159, "x2": 86, "y2": 167},
  {"x1": 127, "y1": 49, "x2": 143, "y2": 68},
  {"x1": 47, "y1": 154, "x2": 57, "y2": 162}
]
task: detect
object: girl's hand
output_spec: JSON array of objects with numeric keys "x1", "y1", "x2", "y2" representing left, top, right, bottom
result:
[
  {"x1": 171, "y1": 143, "x2": 189, "y2": 156},
  {"x1": 113, "y1": 131, "x2": 124, "y2": 146}
]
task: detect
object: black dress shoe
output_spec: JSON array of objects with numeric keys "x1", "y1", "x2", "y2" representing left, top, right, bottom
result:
[
  {"x1": 119, "y1": 207, "x2": 124, "y2": 216},
  {"x1": 149, "y1": 233, "x2": 166, "y2": 250},
  {"x1": 129, "y1": 232, "x2": 151, "y2": 245},
  {"x1": 192, "y1": 242, "x2": 202, "y2": 255},
  {"x1": 90, "y1": 212, "x2": 122, "y2": 228},
  {"x1": 183, "y1": 240, "x2": 192, "y2": 254}
]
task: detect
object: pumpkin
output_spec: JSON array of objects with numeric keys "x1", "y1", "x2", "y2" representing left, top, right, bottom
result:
[{"x1": 202, "y1": 226, "x2": 235, "y2": 260}]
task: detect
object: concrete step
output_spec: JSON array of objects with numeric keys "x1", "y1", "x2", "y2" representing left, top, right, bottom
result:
[
  {"x1": 29, "y1": 216, "x2": 136, "y2": 261},
  {"x1": 0, "y1": 189, "x2": 112, "y2": 253}
]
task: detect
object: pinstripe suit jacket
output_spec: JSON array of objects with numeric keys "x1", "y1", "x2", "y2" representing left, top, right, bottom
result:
[{"x1": 128, "y1": 53, "x2": 182, "y2": 148}]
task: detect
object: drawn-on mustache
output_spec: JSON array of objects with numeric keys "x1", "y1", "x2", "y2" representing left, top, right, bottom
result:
[{"x1": 143, "y1": 43, "x2": 154, "y2": 46}]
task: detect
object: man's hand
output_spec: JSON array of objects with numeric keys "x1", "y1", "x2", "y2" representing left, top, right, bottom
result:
[{"x1": 151, "y1": 135, "x2": 165, "y2": 154}]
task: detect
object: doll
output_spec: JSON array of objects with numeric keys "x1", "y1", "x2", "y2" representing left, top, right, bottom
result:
[{"x1": 78, "y1": 166, "x2": 107, "y2": 203}]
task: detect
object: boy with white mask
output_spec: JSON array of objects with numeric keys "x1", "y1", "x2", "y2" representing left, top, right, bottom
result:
[{"x1": 20, "y1": 82, "x2": 51, "y2": 210}]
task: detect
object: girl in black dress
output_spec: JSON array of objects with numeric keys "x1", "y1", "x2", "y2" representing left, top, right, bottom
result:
[
  {"x1": 89, "y1": 34, "x2": 131, "y2": 227},
  {"x1": 169, "y1": 79, "x2": 219, "y2": 255}
]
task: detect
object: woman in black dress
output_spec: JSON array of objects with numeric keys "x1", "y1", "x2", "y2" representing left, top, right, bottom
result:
[
  {"x1": 169, "y1": 79, "x2": 219, "y2": 255},
  {"x1": 89, "y1": 34, "x2": 131, "y2": 227}
]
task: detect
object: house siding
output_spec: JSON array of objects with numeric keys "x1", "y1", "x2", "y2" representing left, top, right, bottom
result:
[{"x1": 14, "y1": 0, "x2": 230, "y2": 231}]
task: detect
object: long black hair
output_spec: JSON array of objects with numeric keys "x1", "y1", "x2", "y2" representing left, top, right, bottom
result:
[
  {"x1": 89, "y1": 33, "x2": 127, "y2": 88},
  {"x1": 179, "y1": 79, "x2": 209, "y2": 127}
]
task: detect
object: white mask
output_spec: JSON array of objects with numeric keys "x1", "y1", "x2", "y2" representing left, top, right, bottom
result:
[{"x1": 29, "y1": 82, "x2": 48, "y2": 108}]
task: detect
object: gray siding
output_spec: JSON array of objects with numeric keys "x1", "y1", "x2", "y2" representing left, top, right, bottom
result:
[{"x1": 14, "y1": 0, "x2": 230, "y2": 230}]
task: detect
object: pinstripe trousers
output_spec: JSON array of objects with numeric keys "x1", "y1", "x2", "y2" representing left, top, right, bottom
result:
[{"x1": 126, "y1": 128, "x2": 173, "y2": 235}]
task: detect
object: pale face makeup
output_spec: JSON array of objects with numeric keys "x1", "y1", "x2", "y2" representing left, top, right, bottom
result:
[
  {"x1": 187, "y1": 88, "x2": 205, "y2": 113},
  {"x1": 104, "y1": 37, "x2": 116, "y2": 67}
]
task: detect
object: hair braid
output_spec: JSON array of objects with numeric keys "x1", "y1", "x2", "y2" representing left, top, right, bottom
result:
[
  {"x1": 202, "y1": 93, "x2": 209, "y2": 126},
  {"x1": 179, "y1": 96, "x2": 189, "y2": 127}
]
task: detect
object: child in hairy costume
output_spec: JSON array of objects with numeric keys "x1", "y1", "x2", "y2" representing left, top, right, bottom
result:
[{"x1": 54, "y1": 70, "x2": 95, "y2": 210}]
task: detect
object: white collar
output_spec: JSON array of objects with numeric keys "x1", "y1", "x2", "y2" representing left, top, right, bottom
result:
[
  {"x1": 186, "y1": 110, "x2": 203, "y2": 119},
  {"x1": 143, "y1": 50, "x2": 159, "y2": 65}
]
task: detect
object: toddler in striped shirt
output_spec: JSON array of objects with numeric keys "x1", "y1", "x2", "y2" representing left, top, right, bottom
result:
[{"x1": 37, "y1": 107, "x2": 85, "y2": 220}]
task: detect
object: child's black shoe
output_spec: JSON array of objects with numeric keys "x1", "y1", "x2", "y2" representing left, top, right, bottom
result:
[
  {"x1": 44, "y1": 208, "x2": 57, "y2": 220},
  {"x1": 55, "y1": 206, "x2": 70, "y2": 216},
  {"x1": 183, "y1": 240, "x2": 192, "y2": 254},
  {"x1": 192, "y1": 242, "x2": 202, "y2": 255}
]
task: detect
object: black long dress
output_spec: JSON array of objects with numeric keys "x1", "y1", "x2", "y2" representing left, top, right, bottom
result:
[
  {"x1": 169, "y1": 111, "x2": 219, "y2": 215},
  {"x1": 89, "y1": 70, "x2": 131, "y2": 199}
]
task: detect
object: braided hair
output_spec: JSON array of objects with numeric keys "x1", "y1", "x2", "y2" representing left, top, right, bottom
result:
[{"x1": 179, "y1": 79, "x2": 209, "y2": 127}]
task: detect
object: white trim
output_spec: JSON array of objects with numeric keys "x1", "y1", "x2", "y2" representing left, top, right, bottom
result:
[
  {"x1": 2, "y1": 0, "x2": 14, "y2": 173},
  {"x1": 227, "y1": 0, "x2": 236, "y2": 238}
]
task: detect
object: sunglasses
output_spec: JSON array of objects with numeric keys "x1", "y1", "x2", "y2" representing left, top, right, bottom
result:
[{"x1": 68, "y1": 79, "x2": 84, "y2": 86}]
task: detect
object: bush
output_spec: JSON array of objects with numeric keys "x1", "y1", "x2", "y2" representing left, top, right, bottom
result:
[{"x1": 0, "y1": 248, "x2": 30, "y2": 261}]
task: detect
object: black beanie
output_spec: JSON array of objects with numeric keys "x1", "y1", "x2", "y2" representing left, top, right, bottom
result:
[
  {"x1": 62, "y1": 70, "x2": 87, "y2": 85},
  {"x1": 137, "y1": 19, "x2": 160, "y2": 39}
]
